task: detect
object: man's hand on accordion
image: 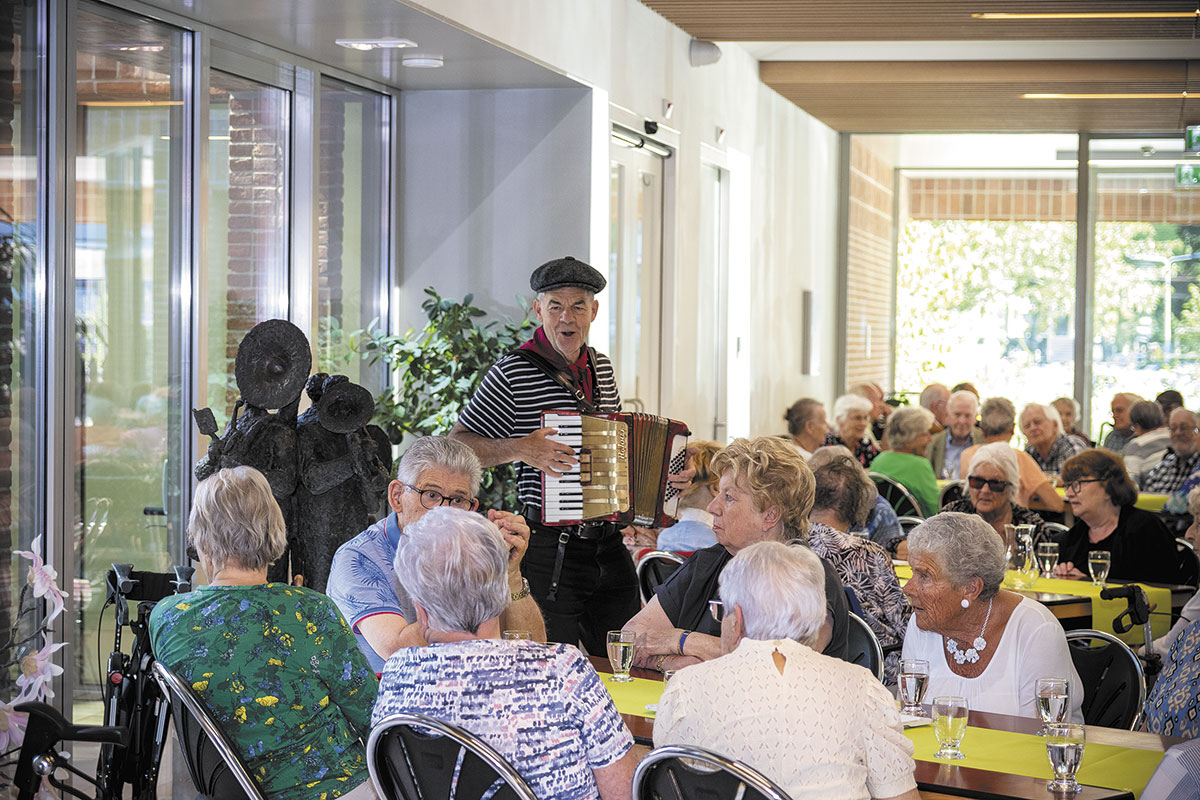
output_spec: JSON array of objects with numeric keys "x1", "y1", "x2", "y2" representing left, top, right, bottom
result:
[
  {"x1": 488, "y1": 509, "x2": 531, "y2": 582},
  {"x1": 667, "y1": 465, "x2": 697, "y2": 493},
  {"x1": 520, "y1": 427, "x2": 579, "y2": 477}
]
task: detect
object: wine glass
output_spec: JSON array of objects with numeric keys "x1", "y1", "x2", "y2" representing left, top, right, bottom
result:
[
  {"x1": 899, "y1": 658, "x2": 929, "y2": 715},
  {"x1": 932, "y1": 696, "x2": 969, "y2": 760},
  {"x1": 1045, "y1": 723, "x2": 1086, "y2": 794},
  {"x1": 1037, "y1": 541, "x2": 1060, "y2": 579},
  {"x1": 502, "y1": 630, "x2": 533, "y2": 641},
  {"x1": 1035, "y1": 677, "x2": 1071, "y2": 736},
  {"x1": 1088, "y1": 550, "x2": 1111, "y2": 587},
  {"x1": 606, "y1": 630, "x2": 636, "y2": 683}
]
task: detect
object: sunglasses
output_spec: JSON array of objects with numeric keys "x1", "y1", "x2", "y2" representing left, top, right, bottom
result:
[{"x1": 968, "y1": 476, "x2": 1010, "y2": 493}]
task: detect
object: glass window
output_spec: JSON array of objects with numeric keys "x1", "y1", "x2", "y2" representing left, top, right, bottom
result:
[
  {"x1": 315, "y1": 77, "x2": 388, "y2": 389},
  {"x1": 73, "y1": 2, "x2": 186, "y2": 720}
]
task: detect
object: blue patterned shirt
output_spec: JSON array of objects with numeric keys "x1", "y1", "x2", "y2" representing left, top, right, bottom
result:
[
  {"x1": 1147, "y1": 617, "x2": 1200, "y2": 739},
  {"x1": 373, "y1": 639, "x2": 633, "y2": 799}
]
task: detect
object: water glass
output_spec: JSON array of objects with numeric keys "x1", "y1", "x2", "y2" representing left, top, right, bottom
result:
[
  {"x1": 606, "y1": 630, "x2": 636, "y2": 683},
  {"x1": 1035, "y1": 677, "x2": 1071, "y2": 736},
  {"x1": 898, "y1": 658, "x2": 930, "y2": 715},
  {"x1": 932, "y1": 696, "x2": 969, "y2": 760},
  {"x1": 1037, "y1": 541, "x2": 1060, "y2": 579},
  {"x1": 1045, "y1": 723, "x2": 1086, "y2": 793},
  {"x1": 1088, "y1": 550, "x2": 1111, "y2": 587},
  {"x1": 502, "y1": 630, "x2": 533, "y2": 641}
]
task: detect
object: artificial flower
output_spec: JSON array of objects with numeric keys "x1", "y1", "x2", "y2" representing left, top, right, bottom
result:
[
  {"x1": 15, "y1": 637, "x2": 66, "y2": 701},
  {"x1": 15, "y1": 535, "x2": 66, "y2": 625}
]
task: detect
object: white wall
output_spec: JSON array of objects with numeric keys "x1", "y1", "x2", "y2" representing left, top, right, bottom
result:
[{"x1": 403, "y1": 0, "x2": 841, "y2": 437}]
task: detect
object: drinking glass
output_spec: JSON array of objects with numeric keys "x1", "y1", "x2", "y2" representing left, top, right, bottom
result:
[
  {"x1": 661, "y1": 669, "x2": 678, "y2": 683},
  {"x1": 898, "y1": 658, "x2": 930, "y2": 715},
  {"x1": 1037, "y1": 541, "x2": 1060, "y2": 579},
  {"x1": 502, "y1": 630, "x2": 533, "y2": 641},
  {"x1": 1035, "y1": 677, "x2": 1071, "y2": 736},
  {"x1": 1088, "y1": 550, "x2": 1111, "y2": 587},
  {"x1": 606, "y1": 630, "x2": 636, "y2": 683},
  {"x1": 931, "y1": 696, "x2": 969, "y2": 760},
  {"x1": 1045, "y1": 723, "x2": 1086, "y2": 794}
]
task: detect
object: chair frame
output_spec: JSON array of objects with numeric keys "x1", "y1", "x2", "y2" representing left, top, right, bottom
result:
[
  {"x1": 1064, "y1": 629, "x2": 1147, "y2": 731},
  {"x1": 636, "y1": 550, "x2": 686, "y2": 604},
  {"x1": 868, "y1": 473, "x2": 924, "y2": 519},
  {"x1": 1038, "y1": 521, "x2": 1070, "y2": 546},
  {"x1": 367, "y1": 712, "x2": 537, "y2": 800},
  {"x1": 938, "y1": 480, "x2": 965, "y2": 509},
  {"x1": 846, "y1": 612, "x2": 885, "y2": 681},
  {"x1": 632, "y1": 744, "x2": 794, "y2": 800},
  {"x1": 1175, "y1": 538, "x2": 1200, "y2": 587},
  {"x1": 149, "y1": 661, "x2": 266, "y2": 800}
]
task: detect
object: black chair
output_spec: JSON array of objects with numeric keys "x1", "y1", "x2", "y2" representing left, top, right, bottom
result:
[
  {"x1": 869, "y1": 473, "x2": 923, "y2": 518},
  {"x1": 1175, "y1": 538, "x2": 1199, "y2": 587},
  {"x1": 637, "y1": 550, "x2": 686, "y2": 604},
  {"x1": 1038, "y1": 521, "x2": 1070, "y2": 546},
  {"x1": 150, "y1": 661, "x2": 266, "y2": 800},
  {"x1": 896, "y1": 516, "x2": 924, "y2": 537},
  {"x1": 938, "y1": 480, "x2": 964, "y2": 509},
  {"x1": 846, "y1": 612, "x2": 885, "y2": 682},
  {"x1": 1065, "y1": 629, "x2": 1146, "y2": 730},
  {"x1": 368, "y1": 712, "x2": 536, "y2": 800},
  {"x1": 633, "y1": 744, "x2": 794, "y2": 800}
]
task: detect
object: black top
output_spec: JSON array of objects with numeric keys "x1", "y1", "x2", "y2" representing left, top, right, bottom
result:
[
  {"x1": 1059, "y1": 505, "x2": 1181, "y2": 584},
  {"x1": 654, "y1": 542, "x2": 850, "y2": 661}
]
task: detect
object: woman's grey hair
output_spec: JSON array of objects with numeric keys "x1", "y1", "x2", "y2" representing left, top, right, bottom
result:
[
  {"x1": 979, "y1": 397, "x2": 1016, "y2": 437},
  {"x1": 810, "y1": 449, "x2": 878, "y2": 529},
  {"x1": 907, "y1": 512, "x2": 1007, "y2": 601},
  {"x1": 397, "y1": 436, "x2": 483, "y2": 496},
  {"x1": 189, "y1": 466, "x2": 287, "y2": 576},
  {"x1": 1189, "y1": 485, "x2": 1200, "y2": 518},
  {"x1": 393, "y1": 507, "x2": 508, "y2": 634},
  {"x1": 1052, "y1": 396, "x2": 1081, "y2": 419},
  {"x1": 833, "y1": 393, "x2": 872, "y2": 426},
  {"x1": 886, "y1": 406, "x2": 935, "y2": 452},
  {"x1": 966, "y1": 442, "x2": 1020, "y2": 504},
  {"x1": 1021, "y1": 402, "x2": 1064, "y2": 437},
  {"x1": 1130, "y1": 400, "x2": 1165, "y2": 431},
  {"x1": 719, "y1": 541, "x2": 826, "y2": 647}
]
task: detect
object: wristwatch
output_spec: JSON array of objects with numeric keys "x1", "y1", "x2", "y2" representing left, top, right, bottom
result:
[{"x1": 511, "y1": 577, "x2": 531, "y2": 602}]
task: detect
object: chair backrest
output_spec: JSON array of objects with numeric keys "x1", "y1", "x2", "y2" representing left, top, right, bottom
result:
[
  {"x1": 1175, "y1": 538, "x2": 1200, "y2": 588},
  {"x1": 1064, "y1": 629, "x2": 1146, "y2": 730},
  {"x1": 149, "y1": 661, "x2": 265, "y2": 800},
  {"x1": 845, "y1": 613, "x2": 885, "y2": 681},
  {"x1": 1038, "y1": 522, "x2": 1070, "y2": 546},
  {"x1": 938, "y1": 480, "x2": 965, "y2": 509},
  {"x1": 868, "y1": 473, "x2": 923, "y2": 518},
  {"x1": 637, "y1": 550, "x2": 687, "y2": 604},
  {"x1": 368, "y1": 712, "x2": 537, "y2": 800},
  {"x1": 633, "y1": 744, "x2": 794, "y2": 800},
  {"x1": 896, "y1": 516, "x2": 924, "y2": 537}
]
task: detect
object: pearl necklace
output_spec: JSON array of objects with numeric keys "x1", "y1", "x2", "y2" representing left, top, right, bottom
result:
[{"x1": 945, "y1": 599, "x2": 994, "y2": 665}]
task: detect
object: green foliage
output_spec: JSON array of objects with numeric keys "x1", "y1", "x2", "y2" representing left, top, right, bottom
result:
[{"x1": 350, "y1": 288, "x2": 537, "y2": 510}]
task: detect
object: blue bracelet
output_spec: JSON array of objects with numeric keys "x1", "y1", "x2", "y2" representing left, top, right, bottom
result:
[{"x1": 678, "y1": 630, "x2": 691, "y2": 655}]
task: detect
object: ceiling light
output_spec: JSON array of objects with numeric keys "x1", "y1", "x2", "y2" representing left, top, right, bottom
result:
[
  {"x1": 401, "y1": 55, "x2": 443, "y2": 68},
  {"x1": 102, "y1": 42, "x2": 165, "y2": 52},
  {"x1": 1023, "y1": 92, "x2": 1188, "y2": 100},
  {"x1": 973, "y1": 11, "x2": 1198, "y2": 20},
  {"x1": 335, "y1": 38, "x2": 417, "y2": 51}
]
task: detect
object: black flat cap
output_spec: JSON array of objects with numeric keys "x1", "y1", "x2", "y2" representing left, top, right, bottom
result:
[{"x1": 530, "y1": 256, "x2": 606, "y2": 294}]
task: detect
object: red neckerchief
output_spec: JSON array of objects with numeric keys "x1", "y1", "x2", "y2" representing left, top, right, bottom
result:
[{"x1": 519, "y1": 326, "x2": 594, "y2": 402}]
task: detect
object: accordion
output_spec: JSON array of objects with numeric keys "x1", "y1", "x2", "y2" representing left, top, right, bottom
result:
[{"x1": 541, "y1": 411, "x2": 691, "y2": 527}]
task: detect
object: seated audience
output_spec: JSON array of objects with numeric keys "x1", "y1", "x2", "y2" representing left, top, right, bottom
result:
[
  {"x1": 1142, "y1": 408, "x2": 1200, "y2": 495},
  {"x1": 1145, "y1": 614, "x2": 1200, "y2": 740},
  {"x1": 656, "y1": 441, "x2": 722, "y2": 552},
  {"x1": 1157, "y1": 389, "x2": 1185, "y2": 419},
  {"x1": 1102, "y1": 392, "x2": 1141, "y2": 453},
  {"x1": 919, "y1": 383, "x2": 950, "y2": 432},
  {"x1": 150, "y1": 467, "x2": 378, "y2": 800},
  {"x1": 1051, "y1": 396, "x2": 1093, "y2": 448},
  {"x1": 870, "y1": 407, "x2": 939, "y2": 517},
  {"x1": 1053, "y1": 449, "x2": 1180, "y2": 584},
  {"x1": 1122, "y1": 400, "x2": 1171, "y2": 486},
  {"x1": 824, "y1": 394, "x2": 880, "y2": 468},
  {"x1": 926, "y1": 390, "x2": 982, "y2": 480},
  {"x1": 959, "y1": 397, "x2": 1063, "y2": 512},
  {"x1": 1149, "y1": 486, "x2": 1200, "y2": 655},
  {"x1": 851, "y1": 382, "x2": 892, "y2": 443},
  {"x1": 328, "y1": 436, "x2": 544, "y2": 671},
  {"x1": 784, "y1": 397, "x2": 828, "y2": 459},
  {"x1": 372, "y1": 507, "x2": 635, "y2": 799},
  {"x1": 654, "y1": 541, "x2": 919, "y2": 800},
  {"x1": 943, "y1": 443, "x2": 1046, "y2": 543},
  {"x1": 624, "y1": 436, "x2": 849, "y2": 670},
  {"x1": 808, "y1": 446, "x2": 910, "y2": 683},
  {"x1": 901, "y1": 513, "x2": 1084, "y2": 721},
  {"x1": 1020, "y1": 402, "x2": 1084, "y2": 474}
]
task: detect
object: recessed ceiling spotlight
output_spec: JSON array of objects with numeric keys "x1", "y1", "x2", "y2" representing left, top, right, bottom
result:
[
  {"x1": 335, "y1": 38, "x2": 417, "y2": 51},
  {"x1": 401, "y1": 55, "x2": 444, "y2": 68}
]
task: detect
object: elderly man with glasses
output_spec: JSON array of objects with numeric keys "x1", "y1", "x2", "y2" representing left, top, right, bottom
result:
[
  {"x1": 328, "y1": 436, "x2": 545, "y2": 671},
  {"x1": 1142, "y1": 408, "x2": 1200, "y2": 494}
]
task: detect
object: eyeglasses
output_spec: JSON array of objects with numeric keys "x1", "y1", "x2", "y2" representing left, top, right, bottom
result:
[
  {"x1": 1064, "y1": 478, "x2": 1103, "y2": 495},
  {"x1": 403, "y1": 484, "x2": 478, "y2": 511},
  {"x1": 708, "y1": 599, "x2": 725, "y2": 623},
  {"x1": 967, "y1": 476, "x2": 1010, "y2": 493},
  {"x1": 1169, "y1": 425, "x2": 1199, "y2": 435}
]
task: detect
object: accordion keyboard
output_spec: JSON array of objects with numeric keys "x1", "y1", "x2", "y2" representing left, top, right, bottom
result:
[{"x1": 542, "y1": 412, "x2": 629, "y2": 524}]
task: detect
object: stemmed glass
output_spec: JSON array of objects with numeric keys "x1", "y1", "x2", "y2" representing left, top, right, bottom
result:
[
  {"x1": 899, "y1": 658, "x2": 929, "y2": 715},
  {"x1": 1088, "y1": 550, "x2": 1111, "y2": 587},
  {"x1": 606, "y1": 630, "x2": 636, "y2": 683},
  {"x1": 1035, "y1": 677, "x2": 1071, "y2": 736},
  {"x1": 1037, "y1": 541, "x2": 1060, "y2": 579},
  {"x1": 932, "y1": 696, "x2": 969, "y2": 760},
  {"x1": 1045, "y1": 723, "x2": 1086, "y2": 794}
]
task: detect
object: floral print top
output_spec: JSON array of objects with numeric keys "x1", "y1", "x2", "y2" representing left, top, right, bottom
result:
[{"x1": 149, "y1": 583, "x2": 378, "y2": 800}]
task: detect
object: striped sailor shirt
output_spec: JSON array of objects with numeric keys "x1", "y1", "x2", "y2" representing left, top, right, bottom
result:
[{"x1": 458, "y1": 345, "x2": 621, "y2": 512}]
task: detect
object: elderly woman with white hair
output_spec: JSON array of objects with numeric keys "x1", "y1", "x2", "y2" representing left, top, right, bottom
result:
[
  {"x1": 150, "y1": 466, "x2": 378, "y2": 800},
  {"x1": 1020, "y1": 402, "x2": 1085, "y2": 475},
  {"x1": 901, "y1": 512, "x2": 1083, "y2": 721},
  {"x1": 655, "y1": 541, "x2": 919, "y2": 800},
  {"x1": 869, "y1": 406, "x2": 939, "y2": 516},
  {"x1": 824, "y1": 393, "x2": 880, "y2": 468},
  {"x1": 942, "y1": 442, "x2": 1047, "y2": 542},
  {"x1": 372, "y1": 507, "x2": 636, "y2": 800}
]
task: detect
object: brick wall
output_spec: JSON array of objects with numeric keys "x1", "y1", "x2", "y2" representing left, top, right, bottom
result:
[{"x1": 845, "y1": 139, "x2": 895, "y2": 389}]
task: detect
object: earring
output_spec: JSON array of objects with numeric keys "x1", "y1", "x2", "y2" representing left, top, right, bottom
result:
[{"x1": 960, "y1": 598, "x2": 970, "y2": 609}]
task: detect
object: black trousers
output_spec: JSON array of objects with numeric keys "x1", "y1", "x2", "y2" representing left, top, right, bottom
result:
[{"x1": 521, "y1": 523, "x2": 640, "y2": 657}]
